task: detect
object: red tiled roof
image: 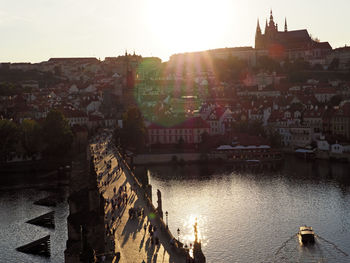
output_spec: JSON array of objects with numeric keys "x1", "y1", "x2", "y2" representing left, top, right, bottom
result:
[{"x1": 207, "y1": 107, "x2": 226, "y2": 120}]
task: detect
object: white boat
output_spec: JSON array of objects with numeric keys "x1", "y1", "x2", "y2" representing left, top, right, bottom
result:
[{"x1": 298, "y1": 226, "x2": 315, "y2": 245}]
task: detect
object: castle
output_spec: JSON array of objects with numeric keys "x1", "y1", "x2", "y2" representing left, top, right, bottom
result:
[{"x1": 255, "y1": 10, "x2": 332, "y2": 62}]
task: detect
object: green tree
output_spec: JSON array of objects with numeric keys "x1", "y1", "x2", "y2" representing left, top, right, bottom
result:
[
  {"x1": 20, "y1": 119, "x2": 43, "y2": 158},
  {"x1": 42, "y1": 110, "x2": 73, "y2": 157},
  {"x1": 0, "y1": 119, "x2": 20, "y2": 163}
]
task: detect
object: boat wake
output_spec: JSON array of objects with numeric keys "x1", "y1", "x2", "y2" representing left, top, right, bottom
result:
[
  {"x1": 316, "y1": 235, "x2": 349, "y2": 257},
  {"x1": 262, "y1": 234, "x2": 349, "y2": 263}
]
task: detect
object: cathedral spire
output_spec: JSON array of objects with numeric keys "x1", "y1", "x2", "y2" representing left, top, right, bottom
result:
[
  {"x1": 256, "y1": 19, "x2": 261, "y2": 35},
  {"x1": 265, "y1": 19, "x2": 268, "y2": 34},
  {"x1": 284, "y1": 17, "x2": 288, "y2": 32},
  {"x1": 269, "y1": 9, "x2": 275, "y2": 28}
]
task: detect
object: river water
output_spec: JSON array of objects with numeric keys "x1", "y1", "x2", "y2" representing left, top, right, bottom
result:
[
  {"x1": 148, "y1": 157, "x2": 350, "y2": 263},
  {"x1": 0, "y1": 173, "x2": 68, "y2": 263}
]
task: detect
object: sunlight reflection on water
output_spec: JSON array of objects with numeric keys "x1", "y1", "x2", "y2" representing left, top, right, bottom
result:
[{"x1": 149, "y1": 158, "x2": 350, "y2": 263}]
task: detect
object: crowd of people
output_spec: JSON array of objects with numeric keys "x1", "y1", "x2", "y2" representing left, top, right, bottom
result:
[{"x1": 89, "y1": 130, "x2": 192, "y2": 263}]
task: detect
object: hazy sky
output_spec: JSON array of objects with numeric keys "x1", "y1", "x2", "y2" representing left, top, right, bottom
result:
[{"x1": 0, "y1": 0, "x2": 349, "y2": 63}]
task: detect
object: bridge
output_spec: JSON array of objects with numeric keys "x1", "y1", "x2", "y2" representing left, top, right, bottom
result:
[{"x1": 89, "y1": 131, "x2": 200, "y2": 263}]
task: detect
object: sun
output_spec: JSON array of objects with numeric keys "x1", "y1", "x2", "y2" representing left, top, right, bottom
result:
[{"x1": 147, "y1": 0, "x2": 232, "y2": 54}]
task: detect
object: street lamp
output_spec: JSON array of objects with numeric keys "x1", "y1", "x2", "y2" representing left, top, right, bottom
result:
[
  {"x1": 165, "y1": 211, "x2": 168, "y2": 229},
  {"x1": 177, "y1": 228, "x2": 180, "y2": 242}
]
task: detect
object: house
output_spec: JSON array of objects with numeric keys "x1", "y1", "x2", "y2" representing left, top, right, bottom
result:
[
  {"x1": 62, "y1": 109, "x2": 88, "y2": 127},
  {"x1": 290, "y1": 126, "x2": 313, "y2": 148},
  {"x1": 302, "y1": 107, "x2": 323, "y2": 139},
  {"x1": 330, "y1": 101, "x2": 350, "y2": 140},
  {"x1": 314, "y1": 87, "x2": 337, "y2": 103},
  {"x1": 206, "y1": 107, "x2": 233, "y2": 135},
  {"x1": 331, "y1": 143, "x2": 350, "y2": 154}
]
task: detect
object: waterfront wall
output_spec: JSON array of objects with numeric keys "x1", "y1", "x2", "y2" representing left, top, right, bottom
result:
[{"x1": 134, "y1": 153, "x2": 202, "y2": 165}]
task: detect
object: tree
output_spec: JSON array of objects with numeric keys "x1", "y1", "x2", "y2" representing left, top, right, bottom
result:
[
  {"x1": 267, "y1": 130, "x2": 282, "y2": 148},
  {"x1": 199, "y1": 131, "x2": 211, "y2": 153},
  {"x1": 0, "y1": 119, "x2": 20, "y2": 163},
  {"x1": 20, "y1": 119, "x2": 43, "y2": 158},
  {"x1": 114, "y1": 107, "x2": 147, "y2": 152},
  {"x1": 328, "y1": 94, "x2": 343, "y2": 107},
  {"x1": 41, "y1": 110, "x2": 73, "y2": 157}
]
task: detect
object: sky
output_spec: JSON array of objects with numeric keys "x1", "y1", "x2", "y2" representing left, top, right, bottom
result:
[{"x1": 0, "y1": 0, "x2": 349, "y2": 63}]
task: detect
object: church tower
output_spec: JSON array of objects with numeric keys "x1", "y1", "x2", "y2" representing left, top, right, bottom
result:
[
  {"x1": 255, "y1": 19, "x2": 263, "y2": 49},
  {"x1": 284, "y1": 18, "x2": 288, "y2": 32},
  {"x1": 269, "y1": 10, "x2": 275, "y2": 28},
  {"x1": 256, "y1": 19, "x2": 262, "y2": 36}
]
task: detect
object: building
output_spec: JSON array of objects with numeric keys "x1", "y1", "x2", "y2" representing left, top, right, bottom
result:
[
  {"x1": 206, "y1": 107, "x2": 233, "y2": 135},
  {"x1": 326, "y1": 46, "x2": 350, "y2": 69},
  {"x1": 255, "y1": 11, "x2": 332, "y2": 62},
  {"x1": 147, "y1": 117, "x2": 210, "y2": 145},
  {"x1": 169, "y1": 47, "x2": 266, "y2": 67},
  {"x1": 330, "y1": 101, "x2": 350, "y2": 140}
]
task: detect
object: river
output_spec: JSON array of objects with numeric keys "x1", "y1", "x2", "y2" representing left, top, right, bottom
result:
[
  {"x1": 148, "y1": 157, "x2": 350, "y2": 263},
  {"x1": 0, "y1": 172, "x2": 68, "y2": 263}
]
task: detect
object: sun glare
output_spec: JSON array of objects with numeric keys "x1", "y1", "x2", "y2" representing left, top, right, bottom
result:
[{"x1": 147, "y1": 0, "x2": 232, "y2": 53}]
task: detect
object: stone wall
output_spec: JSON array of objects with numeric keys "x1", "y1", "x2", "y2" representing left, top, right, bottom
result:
[{"x1": 133, "y1": 153, "x2": 202, "y2": 165}]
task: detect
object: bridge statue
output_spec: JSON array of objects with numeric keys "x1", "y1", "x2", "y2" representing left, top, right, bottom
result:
[{"x1": 157, "y1": 189, "x2": 163, "y2": 219}]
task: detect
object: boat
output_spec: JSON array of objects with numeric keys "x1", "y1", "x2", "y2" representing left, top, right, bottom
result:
[{"x1": 298, "y1": 226, "x2": 315, "y2": 245}]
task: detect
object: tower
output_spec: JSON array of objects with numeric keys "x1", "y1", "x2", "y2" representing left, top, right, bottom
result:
[
  {"x1": 256, "y1": 19, "x2": 261, "y2": 36},
  {"x1": 255, "y1": 19, "x2": 263, "y2": 49},
  {"x1": 284, "y1": 18, "x2": 288, "y2": 32},
  {"x1": 268, "y1": 10, "x2": 275, "y2": 29}
]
